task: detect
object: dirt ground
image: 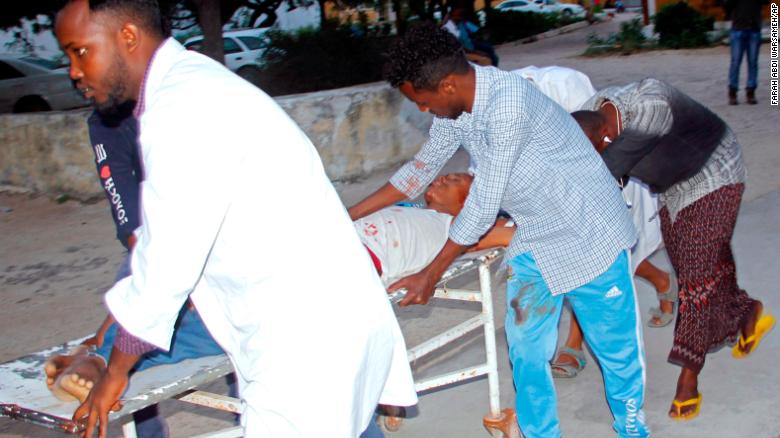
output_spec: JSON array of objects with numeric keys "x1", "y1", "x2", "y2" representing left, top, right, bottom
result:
[{"x1": 2, "y1": 12, "x2": 779, "y2": 437}]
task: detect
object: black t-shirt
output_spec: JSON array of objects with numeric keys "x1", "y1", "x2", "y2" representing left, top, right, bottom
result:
[
  {"x1": 727, "y1": 0, "x2": 767, "y2": 31},
  {"x1": 88, "y1": 112, "x2": 142, "y2": 249}
]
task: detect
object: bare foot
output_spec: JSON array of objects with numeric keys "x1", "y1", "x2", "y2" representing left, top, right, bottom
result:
[
  {"x1": 44, "y1": 345, "x2": 90, "y2": 397},
  {"x1": 735, "y1": 300, "x2": 763, "y2": 355},
  {"x1": 44, "y1": 346, "x2": 106, "y2": 402},
  {"x1": 669, "y1": 367, "x2": 699, "y2": 419}
]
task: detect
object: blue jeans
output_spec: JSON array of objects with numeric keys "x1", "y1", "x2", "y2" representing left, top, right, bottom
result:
[
  {"x1": 729, "y1": 29, "x2": 761, "y2": 90},
  {"x1": 505, "y1": 251, "x2": 648, "y2": 438},
  {"x1": 102, "y1": 253, "x2": 234, "y2": 437},
  {"x1": 359, "y1": 413, "x2": 384, "y2": 438},
  {"x1": 95, "y1": 306, "x2": 226, "y2": 371}
]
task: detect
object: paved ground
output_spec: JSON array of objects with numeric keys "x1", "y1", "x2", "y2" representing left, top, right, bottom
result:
[{"x1": 2, "y1": 12, "x2": 779, "y2": 437}]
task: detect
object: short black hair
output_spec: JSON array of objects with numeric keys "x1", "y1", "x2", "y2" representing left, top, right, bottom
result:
[
  {"x1": 383, "y1": 22, "x2": 470, "y2": 90},
  {"x1": 571, "y1": 110, "x2": 606, "y2": 139},
  {"x1": 87, "y1": 0, "x2": 169, "y2": 38}
]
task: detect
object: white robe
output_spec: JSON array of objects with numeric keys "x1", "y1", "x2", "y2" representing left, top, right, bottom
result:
[
  {"x1": 623, "y1": 178, "x2": 663, "y2": 272},
  {"x1": 106, "y1": 38, "x2": 416, "y2": 437},
  {"x1": 512, "y1": 65, "x2": 597, "y2": 113}
]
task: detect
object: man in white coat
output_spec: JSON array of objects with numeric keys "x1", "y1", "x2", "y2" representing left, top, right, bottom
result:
[{"x1": 54, "y1": 1, "x2": 416, "y2": 437}]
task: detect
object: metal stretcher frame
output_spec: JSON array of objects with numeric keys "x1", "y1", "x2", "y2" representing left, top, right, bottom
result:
[
  {"x1": 399, "y1": 247, "x2": 518, "y2": 438},
  {"x1": 0, "y1": 248, "x2": 517, "y2": 437}
]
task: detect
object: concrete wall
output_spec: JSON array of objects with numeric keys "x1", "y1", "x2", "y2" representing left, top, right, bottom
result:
[{"x1": 0, "y1": 81, "x2": 432, "y2": 200}]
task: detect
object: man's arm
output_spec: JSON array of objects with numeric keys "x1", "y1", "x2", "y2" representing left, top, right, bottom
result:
[
  {"x1": 82, "y1": 314, "x2": 116, "y2": 349},
  {"x1": 392, "y1": 90, "x2": 530, "y2": 305},
  {"x1": 350, "y1": 118, "x2": 460, "y2": 221},
  {"x1": 88, "y1": 113, "x2": 142, "y2": 249},
  {"x1": 391, "y1": 239, "x2": 470, "y2": 306},
  {"x1": 73, "y1": 345, "x2": 140, "y2": 438},
  {"x1": 348, "y1": 183, "x2": 407, "y2": 221},
  {"x1": 471, "y1": 219, "x2": 515, "y2": 251}
]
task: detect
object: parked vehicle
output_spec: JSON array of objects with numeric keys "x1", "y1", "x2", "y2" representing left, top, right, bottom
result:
[
  {"x1": 532, "y1": 0, "x2": 586, "y2": 17},
  {"x1": 494, "y1": 0, "x2": 546, "y2": 13},
  {"x1": 0, "y1": 55, "x2": 88, "y2": 113},
  {"x1": 184, "y1": 29, "x2": 269, "y2": 82}
]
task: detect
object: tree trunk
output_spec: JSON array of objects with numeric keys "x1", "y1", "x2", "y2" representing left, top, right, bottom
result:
[
  {"x1": 318, "y1": 0, "x2": 328, "y2": 27},
  {"x1": 192, "y1": 0, "x2": 224, "y2": 64},
  {"x1": 393, "y1": 0, "x2": 405, "y2": 34}
]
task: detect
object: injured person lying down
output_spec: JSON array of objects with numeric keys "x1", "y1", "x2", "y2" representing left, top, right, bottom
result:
[
  {"x1": 355, "y1": 172, "x2": 514, "y2": 287},
  {"x1": 44, "y1": 172, "x2": 514, "y2": 404}
]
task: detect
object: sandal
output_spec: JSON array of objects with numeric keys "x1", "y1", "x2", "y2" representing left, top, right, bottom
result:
[
  {"x1": 669, "y1": 393, "x2": 702, "y2": 421},
  {"x1": 647, "y1": 283, "x2": 678, "y2": 328},
  {"x1": 550, "y1": 346, "x2": 586, "y2": 378},
  {"x1": 732, "y1": 312, "x2": 776, "y2": 359}
]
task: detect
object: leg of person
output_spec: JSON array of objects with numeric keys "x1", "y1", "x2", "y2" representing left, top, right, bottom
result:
[
  {"x1": 359, "y1": 412, "x2": 384, "y2": 438},
  {"x1": 728, "y1": 30, "x2": 745, "y2": 105},
  {"x1": 132, "y1": 405, "x2": 170, "y2": 438},
  {"x1": 505, "y1": 252, "x2": 566, "y2": 438},
  {"x1": 568, "y1": 250, "x2": 649, "y2": 438},
  {"x1": 550, "y1": 308, "x2": 587, "y2": 378},
  {"x1": 132, "y1": 305, "x2": 225, "y2": 372},
  {"x1": 226, "y1": 373, "x2": 241, "y2": 425},
  {"x1": 745, "y1": 30, "x2": 761, "y2": 104},
  {"x1": 635, "y1": 259, "x2": 675, "y2": 327},
  {"x1": 661, "y1": 184, "x2": 766, "y2": 419}
]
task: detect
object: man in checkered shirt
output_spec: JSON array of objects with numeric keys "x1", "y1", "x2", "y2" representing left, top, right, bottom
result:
[{"x1": 349, "y1": 24, "x2": 649, "y2": 437}]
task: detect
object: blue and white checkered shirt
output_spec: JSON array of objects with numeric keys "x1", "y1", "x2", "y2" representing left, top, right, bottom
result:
[{"x1": 390, "y1": 65, "x2": 636, "y2": 295}]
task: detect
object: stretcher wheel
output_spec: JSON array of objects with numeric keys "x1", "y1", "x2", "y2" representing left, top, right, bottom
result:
[{"x1": 483, "y1": 408, "x2": 521, "y2": 438}]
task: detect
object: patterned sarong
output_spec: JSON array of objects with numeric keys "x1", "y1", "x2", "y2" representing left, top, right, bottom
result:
[{"x1": 660, "y1": 183, "x2": 755, "y2": 372}]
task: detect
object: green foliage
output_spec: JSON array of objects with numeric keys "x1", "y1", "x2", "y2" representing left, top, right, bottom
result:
[
  {"x1": 484, "y1": 9, "x2": 559, "y2": 44},
  {"x1": 652, "y1": 1, "x2": 714, "y2": 49},
  {"x1": 584, "y1": 17, "x2": 648, "y2": 55},
  {"x1": 256, "y1": 21, "x2": 392, "y2": 96}
]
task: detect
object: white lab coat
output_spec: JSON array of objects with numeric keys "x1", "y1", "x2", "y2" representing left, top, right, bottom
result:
[{"x1": 106, "y1": 39, "x2": 416, "y2": 437}]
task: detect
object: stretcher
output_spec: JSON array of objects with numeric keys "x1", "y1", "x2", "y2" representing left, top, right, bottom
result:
[
  {"x1": 394, "y1": 247, "x2": 519, "y2": 438},
  {"x1": 0, "y1": 248, "x2": 517, "y2": 437}
]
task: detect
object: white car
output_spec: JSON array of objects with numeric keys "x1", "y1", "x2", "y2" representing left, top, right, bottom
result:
[
  {"x1": 533, "y1": 0, "x2": 586, "y2": 18},
  {"x1": 184, "y1": 29, "x2": 270, "y2": 81},
  {"x1": 0, "y1": 55, "x2": 88, "y2": 113},
  {"x1": 494, "y1": 0, "x2": 546, "y2": 13}
]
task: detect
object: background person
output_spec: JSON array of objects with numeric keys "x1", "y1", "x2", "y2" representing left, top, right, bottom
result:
[
  {"x1": 54, "y1": 1, "x2": 416, "y2": 436},
  {"x1": 506, "y1": 66, "x2": 674, "y2": 379},
  {"x1": 725, "y1": 0, "x2": 768, "y2": 104},
  {"x1": 442, "y1": 3, "x2": 499, "y2": 66},
  {"x1": 44, "y1": 108, "x2": 237, "y2": 438},
  {"x1": 349, "y1": 24, "x2": 648, "y2": 438},
  {"x1": 580, "y1": 78, "x2": 775, "y2": 421}
]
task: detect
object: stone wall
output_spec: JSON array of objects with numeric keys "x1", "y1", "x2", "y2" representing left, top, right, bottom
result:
[{"x1": 0, "y1": 81, "x2": 432, "y2": 200}]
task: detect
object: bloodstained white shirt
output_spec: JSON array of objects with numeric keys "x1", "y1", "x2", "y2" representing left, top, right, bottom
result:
[
  {"x1": 355, "y1": 207, "x2": 453, "y2": 286},
  {"x1": 105, "y1": 38, "x2": 416, "y2": 437}
]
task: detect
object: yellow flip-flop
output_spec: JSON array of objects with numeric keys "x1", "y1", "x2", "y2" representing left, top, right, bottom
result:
[
  {"x1": 733, "y1": 313, "x2": 776, "y2": 359},
  {"x1": 669, "y1": 393, "x2": 702, "y2": 422}
]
